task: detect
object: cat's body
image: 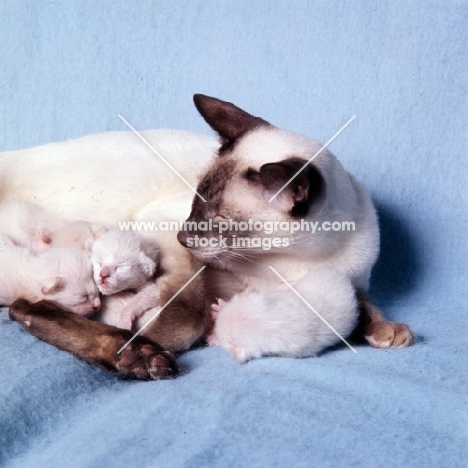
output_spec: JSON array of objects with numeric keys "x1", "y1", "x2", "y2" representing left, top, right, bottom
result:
[
  {"x1": 176, "y1": 95, "x2": 382, "y2": 360},
  {"x1": 0, "y1": 129, "x2": 217, "y2": 223},
  {"x1": 0, "y1": 234, "x2": 100, "y2": 316},
  {"x1": 91, "y1": 229, "x2": 161, "y2": 329},
  {"x1": 3, "y1": 95, "x2": 414, "y2": 379}
]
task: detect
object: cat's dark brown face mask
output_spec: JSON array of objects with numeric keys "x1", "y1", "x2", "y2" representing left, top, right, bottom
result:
[{"x1": 177, "y1": 94, "x2": 326, "y2": 259}]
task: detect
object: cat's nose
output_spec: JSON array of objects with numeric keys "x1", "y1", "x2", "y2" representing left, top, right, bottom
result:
[
  {"x1": 177, "y1": 230, "x2": 190, "y2": 247},
  {"x1": 100, "y1": 266, "x2": 111, "y2": 280}
]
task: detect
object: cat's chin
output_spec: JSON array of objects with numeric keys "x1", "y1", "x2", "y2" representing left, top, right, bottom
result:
[{"x1": 188, "y1": 249, "x2": 223, "y2": 261}]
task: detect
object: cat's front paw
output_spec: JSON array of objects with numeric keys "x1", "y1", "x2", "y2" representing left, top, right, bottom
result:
[
  {"x1": 116, "y1": 341, "x2": 178, "y2": 380},
  {"x1": 365, "y1": 321, "x2": 415, "y2": 348}
]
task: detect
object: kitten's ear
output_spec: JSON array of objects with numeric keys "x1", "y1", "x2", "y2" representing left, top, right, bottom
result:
[
  {"x1": 247, "y1": 159, "x2": 324, "y2": 215},
  {"x1": 138, "y1": 251, "x2": 156, "y2": 278},
  {"x1": 193, "y1": 94, "x2": 269, "y2": 144},
  {"x1": 85, "y1": 238, "x2": 94, "y2": 253},
  {"x1": 41, "y1": 277, "x2": 62, "y2": 295}
]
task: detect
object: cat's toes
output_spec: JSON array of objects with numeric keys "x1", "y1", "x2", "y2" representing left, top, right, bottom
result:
[
  {"x1": 116, "y1": 340, "x2": 178, "y2": 380},
  {"x1": 365, "y1": 321, "x2": 415, "y2": 349}
]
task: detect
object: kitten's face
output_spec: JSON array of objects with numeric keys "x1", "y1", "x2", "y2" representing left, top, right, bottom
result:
[
  {"x1": 40, "y1": 250, "x2": 101, "y2": 317},
  {"x1": 91, "y1": 230, "x2": 156, "y2": 295}
]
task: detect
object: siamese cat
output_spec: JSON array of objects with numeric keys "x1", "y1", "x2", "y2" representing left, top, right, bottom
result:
[
  {"x1": 177, "y1": 95, "x2": 413, "y2": 361},
  {"x1": 4, "y1": 95, "x2": 413, "y2": 379}
]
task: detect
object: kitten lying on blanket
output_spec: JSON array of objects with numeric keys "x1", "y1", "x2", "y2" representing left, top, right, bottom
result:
[
  {"x1": 91, "y1": 229, "x2": 161, "y2": 330},
  {"x1": 0, "y1": 198, "x2": 161, "y2": 328},
  {"x1": 0, "y1": 234, "x2": 100, "y2": 316},
  {"x1": 4, "y1": 95, "x2": 414, "y2": 379}
]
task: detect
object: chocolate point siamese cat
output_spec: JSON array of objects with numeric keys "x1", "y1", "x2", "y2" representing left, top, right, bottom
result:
[{"x1": 3, "y1": 95, "x2": 414, "y2": 379}]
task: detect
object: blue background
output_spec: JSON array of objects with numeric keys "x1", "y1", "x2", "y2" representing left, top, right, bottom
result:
[{"x1": 0, "y1": 1, "x2": 467, "y2": 466}]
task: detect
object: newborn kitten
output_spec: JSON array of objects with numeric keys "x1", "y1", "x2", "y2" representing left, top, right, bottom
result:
[
  {"x1": 0, "y1": 198, "x2": 101, "y2": 251},
  {"x1": 91, "y1": 229, "x2": 160, "y2": 330},
  {"x1": 0, "y1": 234, "x2": 100, "y2": 316},
  {"x1": 207, "y1": 269, "x2": 358, "y2": 362},
  {"x1": 0, "y1": 199, "x2": 60, "y2": 252}
]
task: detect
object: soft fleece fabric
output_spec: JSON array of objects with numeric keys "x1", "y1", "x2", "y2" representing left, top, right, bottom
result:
[{"x1": 0, "y1": 1, "x2": 467, "y2": 466}]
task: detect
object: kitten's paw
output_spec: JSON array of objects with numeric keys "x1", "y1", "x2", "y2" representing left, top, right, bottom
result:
[
  {"x1": 117, "y1": 315, "x2": 133, "y2": 331},
  {"x1": 210, "y1": 298, "x2": 227, "y2": 319},
  {"x1": 116, "y1": 341, "x2": 178, "y2": 380},
  {"x1": 365, "y1": 321, "x2": 415, "y2": 349},
  {"x1": 226, "y1": 342, "x2": 251, "y2": 363}
]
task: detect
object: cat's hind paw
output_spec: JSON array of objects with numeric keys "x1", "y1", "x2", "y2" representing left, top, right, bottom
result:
[{"x1": 365, "y1": 321, "x2": 415, "y2": 349}]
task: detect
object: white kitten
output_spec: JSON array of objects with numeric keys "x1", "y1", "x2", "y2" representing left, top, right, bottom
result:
[
  {"x1": 207, "y1": 269, "x2": 358, "y2": 362},
  {"x1": 0, "y1": 234, "x2": 100, "y2": 316},
  {"x1": 0, "y1": 198, "x2": 101, "y2": 252},
  {"x1": 91, "y1": 229, "x2": 160, "y2": 329},
  {"x1": 0, "y1": 199, "x2": 61, "y2": 252}
]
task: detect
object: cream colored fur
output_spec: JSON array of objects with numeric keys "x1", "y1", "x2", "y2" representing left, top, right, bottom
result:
[{"x1": 0, "y1": 123, "x2": 379, "y2": 361}]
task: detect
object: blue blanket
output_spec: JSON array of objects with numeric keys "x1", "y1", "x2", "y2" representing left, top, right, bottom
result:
[{"x1": 1, "y1": 1, "x2": 467, "y2": 466}]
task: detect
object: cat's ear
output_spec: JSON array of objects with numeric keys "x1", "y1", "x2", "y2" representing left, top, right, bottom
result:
[
  {"x1": 246, "y1": 159, "x2": 325, "y2": 215},
  {"x1": 41, "y1": 277, "x2": 62, "y2": 295},
  {"x1": 138, "y1": 251, "x2": 156, "y2": 278},
  {"x1": 193, "y1": 94, "x2": 269, "y2": 145}
]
